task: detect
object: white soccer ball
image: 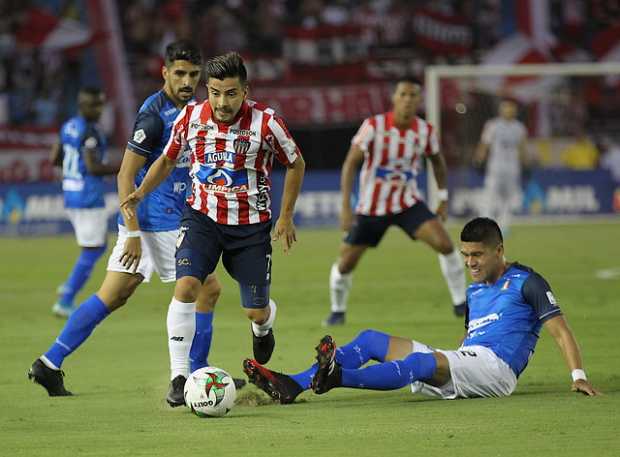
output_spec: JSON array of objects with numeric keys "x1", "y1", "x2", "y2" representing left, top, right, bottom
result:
[{"x1": 183, "y1": 367, "x2": 237, "y2": 417}]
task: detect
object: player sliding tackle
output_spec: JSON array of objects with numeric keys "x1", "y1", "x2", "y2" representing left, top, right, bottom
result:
[{"x1": 244, "y1": 217, "x2": 600, "y2": 404}]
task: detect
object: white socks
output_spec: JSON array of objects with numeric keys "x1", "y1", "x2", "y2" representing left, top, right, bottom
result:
[
  {"x1": 438, "y1": 250, "x2": 467, "y2": 306},
  {"x1": 251, "y1": 299, "x2": 277, "y2": 337},
  {"x1": 167, "y1": 298, "x2": 196, "y2": 380},
  {"x1": 329, "y1": 262, "x2": 352, "y2": 313}
]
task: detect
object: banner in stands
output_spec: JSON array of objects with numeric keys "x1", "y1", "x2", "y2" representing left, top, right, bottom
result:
[
  {"x1": 0, "y1": 126, "x2": 58, "y2": 183},
  {"x1": 449, "y1": 169, "x2": 619, "y2": 217},
  {"x1": 412, "y1": 9, "x2": 473, "y2": 55},
  {"x1": 0, "y1": 181, "x2": 118, "y2": 236},
  {"x1": 1, "y1": 169, "x2": 617, "y2": 236},
  {"x1": 251, "y1": 83, "x2": 392, "y2": 126}
]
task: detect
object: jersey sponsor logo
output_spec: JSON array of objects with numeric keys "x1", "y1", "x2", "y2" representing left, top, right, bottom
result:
[
  {"x1": 176, "y1": 148, "x2": 191, "y2": 169},
  {"x1": 206, "y1": 151, "x2": 234, "y2": 163},
  {"x1": 170, "y1": 336, "x2": 184, "y2": 341},
  {"x1": 375, "y1": 167, "x2": 414, "y2": 182},
  {"x1": 164, "y1": 107, "x2": 177, "y2": 116},
  {"x1": 133, "y1": 129, "x2": 146, "y2": 144},
  {"x1": 198, "y1": 167, "x2": 249, "y2": 192},
  {"x1": 546, "y1": 291, "x2": 557, "y2": 305},
  {"x1": 468, "y1": 312, "x2": 500, "y2": 332},
  {"x1": 256, "y1": 175, "x2": 270, "y2": 211},
  {"x1": 233, "y1": 138, "x2": 250, "y2": 155},
  {"x1": 230, "y1": 128, "x2": 257, "y2": 137},
  {"x1": 190, "y1": 122, "x2": 215, "y2": 131},
  {"x1": 173, "y1": 182, "x2": 187, "y2": 193},
  {"x1": 206, "y1": 169, "x2": 233, "y2": 187}
]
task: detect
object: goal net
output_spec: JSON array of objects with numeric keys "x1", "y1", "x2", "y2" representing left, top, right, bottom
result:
[{"x1": 424, "y1": 63, "x2": 620, "y2": 219}]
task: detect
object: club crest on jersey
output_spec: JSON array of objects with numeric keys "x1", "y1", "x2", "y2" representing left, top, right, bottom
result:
[{"x1": 233, "y1": 138, "x2": 251, "y2": 155}]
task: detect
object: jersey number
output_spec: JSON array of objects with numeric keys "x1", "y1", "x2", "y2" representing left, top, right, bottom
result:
[
  {"x1": 62, "y1": 144, "x2": 82, "y2": 179},
  {"x1": 459, "y1": 350, "x2": 478, "y2": 358}
]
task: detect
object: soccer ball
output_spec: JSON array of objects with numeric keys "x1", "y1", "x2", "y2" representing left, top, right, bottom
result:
[{"x1": 183, "y1": 367, "x2": 237, "y2": 417}]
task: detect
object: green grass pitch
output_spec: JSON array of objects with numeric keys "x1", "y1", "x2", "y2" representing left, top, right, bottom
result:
[{"x1": 1, "y1": 221, "x2": 619, "y2": 456}]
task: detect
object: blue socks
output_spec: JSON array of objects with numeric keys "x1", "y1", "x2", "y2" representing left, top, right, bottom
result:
[
  {"x1": 189, "y1": 311, "x2": 214, "y2": 373},
  {"x1": 59, "y1": 246, "x2": 106, "y2": 306},
  {"x1": 341, "y1": 352, "x2": 437, "y2": 390},
  {"x1": 43, "y1": 294, "x2": 110, "y2": 368},
  {"x1": 290, "y1": 329, "x2": 391, "y2": 389}
]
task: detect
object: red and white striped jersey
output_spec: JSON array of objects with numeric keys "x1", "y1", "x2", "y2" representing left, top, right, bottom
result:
[
  {"x1": 353, "y1": 112, "x2": 439, "y2": 216},
  {"x1": 163, "y1": 100, "x2": 301, "y2": 225}
]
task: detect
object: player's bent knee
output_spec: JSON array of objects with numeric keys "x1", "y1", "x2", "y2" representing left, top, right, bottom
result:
[
  {"x1": 175, "y1": 276, "x2": 202, "y2": 303},
  {"x1": 97, "y1": 272, "x2": 143, "y2": 311},
  {"x1": 338, "y1": 245, "x2": 366, "y2": 274},
  {"x1": 403, "y1": 352, "x2": 438, "y2": 382},
  {"x1": 437, "y1": 241, "x2": 455, "y2": 255},
  {"x1": 245, "y1": 307, "x2": 269, "y2": 324},
  {"x1": 196, "y1": 277, "x2": 222, "y2": 312}
]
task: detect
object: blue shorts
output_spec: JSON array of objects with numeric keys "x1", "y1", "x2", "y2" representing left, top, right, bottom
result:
[
  {"x1": 176, "y1": 206, "x2": 272, "y2": 285},
  {"x1": 345, "y1": 202, "x2": 436, "y2": 247}
]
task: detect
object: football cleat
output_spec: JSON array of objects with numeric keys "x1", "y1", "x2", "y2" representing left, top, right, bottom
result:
[
  {"x1": 243, "y1": 359, "x2": 302, "y2": 404},
  {"x1": 166, "y1": 375, "x2": 187, "y2": 407},
  {"x1": 232, "y1": 377, "x2": 247, "y2": 390},
  {"x1": 28, "y1": 359, "x2": 73, "y2": 396},
  {"x1": 52, "y1": 302, "x2": 75, "y2": 318},
  {"x1": 252, "y1": 328, "x2": 275, "y2": 365},
  {"x1": 311, "y1": 335, "x2": 342, "y2": 394},
  {"x1": 322, "y1": 311, "x2": 345, "y2": 327},
  {"x1": 453, "y1": 301, "x2": 467, "y2": 317}
]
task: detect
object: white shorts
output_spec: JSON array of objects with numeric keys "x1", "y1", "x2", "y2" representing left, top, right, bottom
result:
[
  {"x1": 106, "y1": 225, "x2": 178, "y2": 283},
  {"x1": 66, "y1": 208, "x2": 109, "y2": 247},
  {"x1": 409, "y1": 341, "x2": 517, "y2": 399}
]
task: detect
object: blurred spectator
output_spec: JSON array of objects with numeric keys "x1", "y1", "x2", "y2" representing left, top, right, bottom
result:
[
  {"x1": 561, "y1": 134, "x2": 600, "y2": 170},
  {"x1": 600, "y1": 138, "x2": 620, "y2": 181}
]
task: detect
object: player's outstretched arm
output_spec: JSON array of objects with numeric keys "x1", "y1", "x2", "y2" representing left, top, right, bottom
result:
[
  {"x1": 340, "y1": 145, "x2": 364, "y2": 231},
  {"x1": 116, "y1": 148, "x2": 147, "y2": 271},
  {"x1": 543, "y1": 314, "x2": 601, "y2": 396},
  {"x1": 273, "y1": 155, "x2": 305, "y2": 254},
  {"x1": 120, "y1": 152, "x2": 176, "y2": 221},
  {"x1": 50, "y1": 140, "x2": 62, "y2": 167}
]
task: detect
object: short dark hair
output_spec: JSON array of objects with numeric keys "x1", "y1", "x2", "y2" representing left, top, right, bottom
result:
[
  {"x1": 79, "y1": 87, "x2": 103, "y2": 97},
  {"x1": 460, "y1": 217, "x2": 503, "y2": 246},
  {"x1": 164, "y1": 40, "x2": 202, "y2": 67},
  {"x1": 204, "y1": 52, "x2": 247, "y2": 85},
  {"x1": 396, "y1": 76, "x2": 423, "y2": 87}
]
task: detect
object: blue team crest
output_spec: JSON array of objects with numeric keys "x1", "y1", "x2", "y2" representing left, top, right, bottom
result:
[{"x1": 375, "y1": 167, "x2": 414, "y2": 182}]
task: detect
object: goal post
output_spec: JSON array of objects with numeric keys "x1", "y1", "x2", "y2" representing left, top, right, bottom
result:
[{"x1": 423, "y1": 62, "x2": 620, "y2": 216}]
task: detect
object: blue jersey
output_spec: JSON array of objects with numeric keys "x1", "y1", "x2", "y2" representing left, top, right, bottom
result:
[
  {"x1": 463, "y1": 263, "x2": 562, "y2": 377},
  {"x1": 60, "y1": 116, "x2": 107, "y2": 209},
  {"x1": 121, "y1": 90, "x2": 191, "y2": 232}
]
